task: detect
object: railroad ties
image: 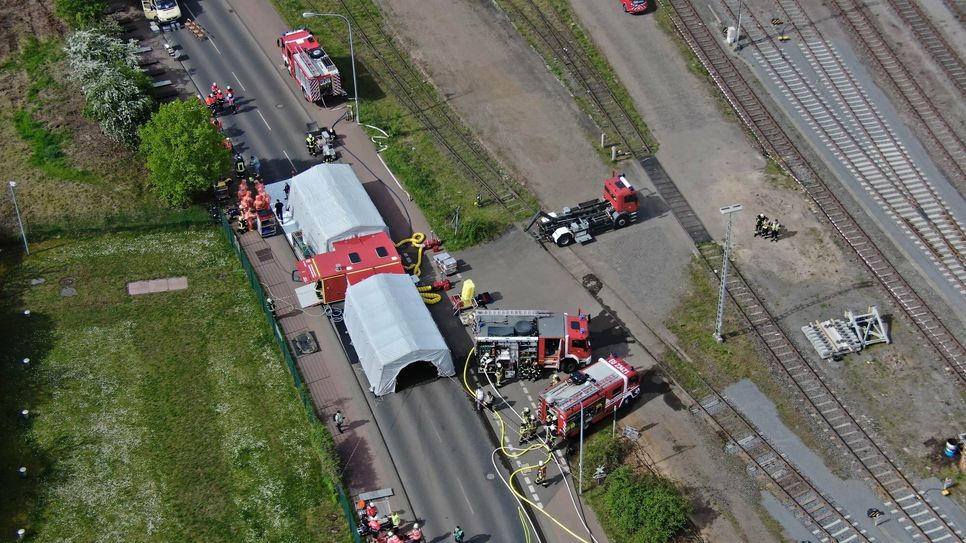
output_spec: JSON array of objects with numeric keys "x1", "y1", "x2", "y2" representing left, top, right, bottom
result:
[
  {"x1": 695, "y1": 390, "x2": 870, "y2": 543},
  {"x1": 335, "y1": 1, "x2": 531, "y2": 215},
  {"x1": 659, "y1": 0, "x2": 966, "y2": 383},
  {"x1": 699, "y1": 243, "x2": 962, "y2": 542}
]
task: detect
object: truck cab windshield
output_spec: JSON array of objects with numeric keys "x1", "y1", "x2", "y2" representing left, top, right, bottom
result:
[{"x1": 156, "y1": 0, "x2": 177, "y2": 9}]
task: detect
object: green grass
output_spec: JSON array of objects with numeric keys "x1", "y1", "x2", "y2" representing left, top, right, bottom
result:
[
  {"x1": 663, "y1": 254, "x2": 831, "y2": 460},
  {"x1": 500, "y1": 0, "x2": 659, "y2": 156},
  {"x1": 765, "y1": 157, "x2": 800, "y2": 191},
  {"x1": 0, "y1": 229, "x2": 350, "y2": 541},
  {"x1": 270, "y1": 0, "x2": 533, "y2": 249}
]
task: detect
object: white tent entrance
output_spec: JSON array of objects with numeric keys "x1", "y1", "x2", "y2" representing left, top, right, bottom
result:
[{"x1": 343, "y1": 273, "x2": 455, "y2": 396}]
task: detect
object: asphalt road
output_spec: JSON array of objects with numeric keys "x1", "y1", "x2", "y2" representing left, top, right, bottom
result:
[{"x1": 172, "y1": 2, "x2": 530, "y2": 541}]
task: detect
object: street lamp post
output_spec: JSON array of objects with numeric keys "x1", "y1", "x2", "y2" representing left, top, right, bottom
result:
[
  {"x1": 8, "y1": 181, "x2": 28, "y2": 255},
  {"x1": 302, "y1": 12, "x2": 359, "y2": 124}
]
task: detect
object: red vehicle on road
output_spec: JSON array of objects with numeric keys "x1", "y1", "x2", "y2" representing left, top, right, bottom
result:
[{"x1": 620, "y1": 0, "x2": 649, "y2": 13}]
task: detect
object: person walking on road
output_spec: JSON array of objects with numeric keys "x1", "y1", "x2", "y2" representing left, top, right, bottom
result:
[
  {"x1": 534, "y1": 462, "x2": 548, "y2": 486},
  {"x1": 453, "y1": 526, "x2": 464, "y2": 543},
  {"x1": 274, "y1": 199, "x2": 284, "y2": 221},
  {"x1": 250, "y1": 155, "x2": 261, "y2": 178},
  {"x1": 284, "y1": 182, "x2": 291, "y2": 201},
  {"x1": 333, "y1": 410, "x2": 346, "y2": 434},
  {"x1": 475, "y1": 387, "x2": 484, "y2": 411}
]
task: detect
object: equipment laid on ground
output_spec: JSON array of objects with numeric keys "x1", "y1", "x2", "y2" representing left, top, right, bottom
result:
[
  {"x1": 431, "y1": 252, "x2": 458, "y2": 276},
  {"x1": 278, "y1": 29, "x2": 345, "y2": 103},
  {"x1": 801, "y1": 306, "x2": 889, "y2": 360},
  {"x1": 539, "y1": 355, "x2": 640, "y2": 438},
  {"x1": 527, "y1": 173, "x2": 640, "y2": 247},
  {"x1": 255, "y1": 208, "x2": 277, "y2": 237},
  {"x1": 142, "y1": 0, "x2": 181, "y2": 23},
  {"x1": 306, "y1": 127, "x2": 338, "y2": 162},
  {"x1": 474, "y1": 309, "x2": 592, "y2": 378},
  {"x1": 213, "y1": 178, "x2": 229, "y2": 203}
]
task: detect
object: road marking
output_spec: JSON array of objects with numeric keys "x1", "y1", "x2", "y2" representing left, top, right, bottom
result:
[
  {"x1": 257, "y1": 111, "x2": 272, "y2": 131},
  {"x1": 231, "y1": 71, "x2": 247, "y2": 92},
  {"x1": 282, "y1": 150, "x2": 295, "y2": 170},
  {"x1": 431, "y1": 422, "x2": 443, "y2": 444},
  {"x1": 454, "y1": 476, "x2": 476, "y2": 515},
  {"x1": 521, "y1": 386, "x2": 529, "y2": 394}
]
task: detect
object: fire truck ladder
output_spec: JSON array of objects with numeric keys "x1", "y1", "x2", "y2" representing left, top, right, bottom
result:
[
  {"x1": 475, "y1": 309, "x2": 555, "y2": 319},
  {"x1": 553, "y1": 372, "x2": 623, "y2": 413}
]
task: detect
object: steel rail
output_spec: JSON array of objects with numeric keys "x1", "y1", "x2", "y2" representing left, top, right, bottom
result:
[
  {"x1": 728, "y1": 0, "x2": 966, "y2": 318},
  {"x1": 657, "y1": 0, "x2": 966, "y2": 382},
  {"x1": 324, "y1": 0, "x2": 532, "y2": 213},
  {"x1": 497, "y1": 0, "x2": 653, "y2": 157},
  {"x1": 697, "y1": 242, "x2": 961, "y2": 542},
  {"x1": 829, "y1": 0, "x2": 966, "y2": 195},
  {"x1": 881, "y1": 0, "x2": 966, "y2": 100}
]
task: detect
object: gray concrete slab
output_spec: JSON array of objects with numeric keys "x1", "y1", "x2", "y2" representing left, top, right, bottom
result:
[{"x1": 723, "y1": 378, "x2": 966, "y2": 542}]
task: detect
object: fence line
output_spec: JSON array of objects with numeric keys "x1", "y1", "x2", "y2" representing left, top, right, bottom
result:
[{"x1": 219, "y1": 215, "x2": 361, "y2": 543}]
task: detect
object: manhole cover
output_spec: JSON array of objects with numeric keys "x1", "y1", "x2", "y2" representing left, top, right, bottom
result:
[
  {"x1": 255, "y1": 248, "x2": 274, "y2": 263},
  {"x1": 275, "y1": 103, "x2": 285, "y2": 109},
  {"x1": 59, "y1": 277, "x2": 75, "y2": 287},
  {"x1": 60, "y1": 287, "x2": 77, "y2": 297},
  {"x1": 292, "y1": 332, "x2": 319, "y2": 356},
  {"x1": 486, "y1": 473, "x2": 495, "y2": 480}
]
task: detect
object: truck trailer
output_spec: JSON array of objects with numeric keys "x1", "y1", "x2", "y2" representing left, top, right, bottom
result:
[{"x1": 527, "y1": 173, "x2": 640, "y2": 246}]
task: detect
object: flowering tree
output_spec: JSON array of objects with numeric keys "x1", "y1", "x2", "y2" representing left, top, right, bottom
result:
[
  {"x1": 139, "y1": 99, "x2": 232, "y2": 206},
  {"x1": 64, "y1": 28, "x2": 153, "y2": 147}
]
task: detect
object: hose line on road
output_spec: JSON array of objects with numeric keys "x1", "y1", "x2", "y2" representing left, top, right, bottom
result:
[{"x1": 460, "y1": 349, "x2": 600, "y2": 543}]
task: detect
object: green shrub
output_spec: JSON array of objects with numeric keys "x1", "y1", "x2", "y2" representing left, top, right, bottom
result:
[
  {"x1": 603, "y1": 466, "x2": 690, "y2": 543},
  {"x1": 54, "y1": 0, "x2": 107, "y2": 28}
]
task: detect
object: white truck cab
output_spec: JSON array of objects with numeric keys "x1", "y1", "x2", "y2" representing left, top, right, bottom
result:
[{"x1": 142, "y1": 0, "x2": 181, "y2": 23}]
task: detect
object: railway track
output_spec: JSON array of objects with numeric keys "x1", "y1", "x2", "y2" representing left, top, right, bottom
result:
[
  {"x1": 880, "y1": 0, "x2": 966, "y2": 100},
  {"x1": 830, "y1": 0, "x2": 966, "y2": 191},
  {"x1": 729, "y1": 0, "x2": 966, "y2": 303},
  {"x1": 325, "y1": 0, "x2": 532, "y2": 214},
  {"x1": 693, "y1": 379, "x2": 871, "y2": 543},
  {"x1": 494, "y1": 0, "x2": 712, "y2": 242},
  {"x1": 496, "y1": 0, "x2": 653, "y2": 157},
  {"x1": 657, "y1": 0, "x2": 966, "y2": 382},
  {"x1": 697, "y1": 244, "x2": 962, "y2": 542}
]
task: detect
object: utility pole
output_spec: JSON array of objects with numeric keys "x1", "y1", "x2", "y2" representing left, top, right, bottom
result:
[
  {"x1": 714, "y1": 204, "x2": 742, "y2": 342},
  {"x1": 8, "y1": 181, "x2": 28, "y2": 255},
  {"x1": 734, "y1": 0, "x2": 743, "y2": 49}
]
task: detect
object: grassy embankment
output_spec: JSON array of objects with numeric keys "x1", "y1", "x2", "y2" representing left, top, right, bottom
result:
[
  {"x1": 272, "y1": 0, "x2": 535, "y2": 249},
  {"x1": 0, "y1": 230, "x2": 349, "y2": 541}
]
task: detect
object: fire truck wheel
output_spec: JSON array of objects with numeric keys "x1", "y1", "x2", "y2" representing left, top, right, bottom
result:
[
  {"x1": 613, "y1": 213, "x2": 630, "y2": 229},
  {"x1": 555, "y1": 232, "x2": 574, "y2": 247},
  {"x1": 560, "y1": 357, "x2": 577, "y2": 374}
]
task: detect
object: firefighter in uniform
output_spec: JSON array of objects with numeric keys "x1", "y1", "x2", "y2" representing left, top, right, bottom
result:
[
  {"x1": 534, "y1": 462, "x2": 548, "y2": 486},
  {"x1": 306, "y1": 133, "x2": 317, "y2": 155},
  {"x1": 550, "y1": 373, "x2": 561, "y2": 386},
  {"x1": 754, "y1": 213, "x2": 768, "y2": 236},
  {"x1": 234, "y1": 155, "x2": 246, "y2": 177},
  {"x1": 495, "y1": 362, "x2": 505, "y2": 388},
  {"x1": 769, "y1": 220, "x2": 782, "y2": 242}
]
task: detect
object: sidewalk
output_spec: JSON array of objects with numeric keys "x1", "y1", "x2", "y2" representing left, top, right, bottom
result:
[{"x1": 237, "y1": 230, "x2": 409, "y2": 509}]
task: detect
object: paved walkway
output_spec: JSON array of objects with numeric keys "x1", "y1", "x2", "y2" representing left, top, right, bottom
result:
[{"x1": 238, "y1": 230, "x2": 408, "y2": 507}]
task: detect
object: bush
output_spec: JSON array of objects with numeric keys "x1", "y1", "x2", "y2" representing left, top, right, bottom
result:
[
  {"x1": 54, "y1": 0, "x2": 107, "y2": 28},
  {"x1": 603, "y1": 466, "x2": 690, "y2": 543},
  {"x1": 577, "y1": 431, "x2": 628, "y2": 490},
  {"x1": 64, "y1": 28, "x2": 153, "y2": 147},
  {"x1": 139, "y1": 99, "x2": 232, "y2": 206}
]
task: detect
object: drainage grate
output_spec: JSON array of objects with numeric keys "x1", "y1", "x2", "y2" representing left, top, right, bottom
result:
[
  {"x1": 291, "y1": 332, "x2": 319, "y2": 356},
  {"x1": 255, "y1": 249, "x2": 274, "y2": 263}
]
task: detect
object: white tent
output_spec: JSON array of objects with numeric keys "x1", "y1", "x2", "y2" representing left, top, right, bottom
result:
[
  {"x1": 344, "y1": 273, "x2": 455, "y2": 396},
  {"x1": 286, "y1": 164, "x2": 387, "y2": 253}
]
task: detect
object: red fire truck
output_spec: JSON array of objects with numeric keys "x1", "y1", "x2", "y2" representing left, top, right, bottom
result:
[
  {"x1": 277, "y1": 29, "x2": 345, "y2": 102},
  {"x1": 474, "y1": 309, "x2": 591, "y2": 377},
  {"x1": 539, "y1": 356, "x2": 640, "y2": 438}
]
